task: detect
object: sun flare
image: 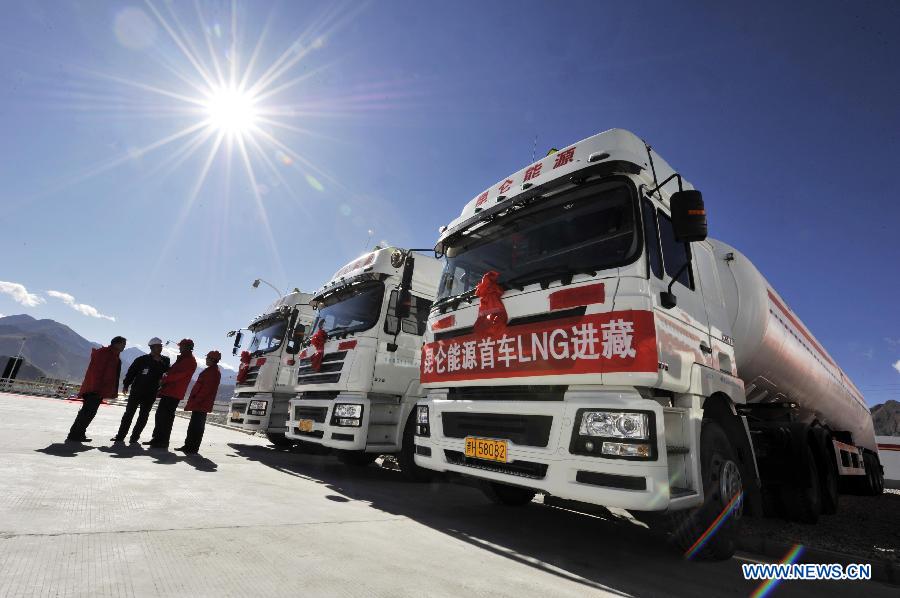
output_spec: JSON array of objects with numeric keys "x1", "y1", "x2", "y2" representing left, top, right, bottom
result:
[{"x1": 204, "y1": 86, "x2": 258, "y2": 136}]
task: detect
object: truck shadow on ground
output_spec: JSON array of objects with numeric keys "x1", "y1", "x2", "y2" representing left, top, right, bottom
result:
[{"x1": 226, "y1": 442, "x2": 755, "y2": 597}]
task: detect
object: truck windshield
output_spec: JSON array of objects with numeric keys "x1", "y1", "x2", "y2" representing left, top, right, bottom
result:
[
  {"x1": 311, "y1": 281, "x2": 385, "y2": 336},
  {"x1": 247, "y1": 317, "x2": 288, "y2": 355},
  {"x1": 437, "y1": 180, "x2": 638, "y2": 300}
]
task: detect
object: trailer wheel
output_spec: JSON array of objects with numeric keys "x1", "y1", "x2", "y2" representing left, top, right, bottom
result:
[
  {"x1": 265, "y1": 432, "x2": 295, "y2": 450},
  {"x1": 398, "y1": 413, "x2": 431, "y2": 483},
  {"x1": 669, "y1": 420, "x2": 742, "y2": 561},
  {"x1": 863, "y1": 452, "x2": 884, "y2": 496},
  {"x1": 337, "y1": 450, "x2": 378, "y2": 467},
  {"x1": 482, "y1": 482, "x2": 536, "y2": 507},
  {"x1": 782, "y1": 442, "x2": 821, "y2": 524},
  {"x1": 817, "y1": 439, "x2": 839, "y2": 515}
]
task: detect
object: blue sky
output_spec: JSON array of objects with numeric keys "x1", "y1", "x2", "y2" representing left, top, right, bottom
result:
[{"x1": 0, "y1": 1, "x2": 897, "y2": 402}]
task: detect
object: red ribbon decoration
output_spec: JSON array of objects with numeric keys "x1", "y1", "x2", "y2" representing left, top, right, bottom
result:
[
  {"x1": 308, "y1": 328, "x2": 327, "y2": 372},
  {"x1": 236, "y1": 350, "x2": 251, "y2": 384},
  {"x1": 473, "y1": 270, "x2": 508, "y2": 335}
]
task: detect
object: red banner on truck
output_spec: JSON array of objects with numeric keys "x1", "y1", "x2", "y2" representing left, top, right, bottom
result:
[{"x1": 420, "y1": 309, "x2": 657, "y2": 383}]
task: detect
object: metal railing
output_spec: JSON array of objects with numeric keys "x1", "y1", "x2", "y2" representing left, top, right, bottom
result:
[{"x1": 0, "y1": 377, "x2": 81, "y2": 398}]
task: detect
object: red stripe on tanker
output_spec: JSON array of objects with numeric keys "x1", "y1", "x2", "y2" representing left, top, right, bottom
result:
[{"x1": 420, "y1": 310, "x2": 657, "y2": 383}]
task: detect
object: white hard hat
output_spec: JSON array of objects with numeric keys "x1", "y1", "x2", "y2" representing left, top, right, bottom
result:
[{"x1": 148, "y1": 337, "x2": 163, "y2": 346}]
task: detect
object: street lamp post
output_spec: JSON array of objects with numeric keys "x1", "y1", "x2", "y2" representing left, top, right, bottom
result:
[{"x1": 252, "y1": 278, "x2": 283, "y2": 298}]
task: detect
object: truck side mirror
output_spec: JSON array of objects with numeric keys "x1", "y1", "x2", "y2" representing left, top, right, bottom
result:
[
  {"x1": 231, "y1": 331, "x2": 243, "y2": 356},
  {"x1": 384, "y1": 290, "x2": 401, "y2": 336},
  {"x1": 285, "y1": 324, "x2": 307, "y2": 355},
  {"x1": 397, "y1": 289, "x2": 412, "y2": 319},
  {"x1": 670, "y1": 190, "x2": 707, "y2": 242}
]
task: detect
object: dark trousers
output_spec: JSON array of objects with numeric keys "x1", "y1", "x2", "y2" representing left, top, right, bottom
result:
[
  {"x1": 149, "y1": 396, "x2": 180, "y2": 447},
  {"x1": 67, "y1": 392, "x2": 102, "y2": 440},
  {"x1": 114, "y1": 393, "x2": 156, "y2": 441},
  {"x1": 183, "y1": 411, "x2": 208, "y2": 452}
]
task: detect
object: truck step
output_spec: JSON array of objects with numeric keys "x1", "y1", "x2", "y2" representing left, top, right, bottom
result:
[
  {"x1": 670, "y1": 487, "x2": 694, "y2": 499},
  {"x1": 666, "y1": 446, "x2": 689, "y2": 454}
]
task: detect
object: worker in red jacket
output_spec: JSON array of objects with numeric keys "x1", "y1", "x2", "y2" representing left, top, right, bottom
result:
[
  {"x1": 146, "y1": 339, "x2": 197, "y2": 449},
  {"x1": 176, "y1": 350, "x2": 222, "y2": 454},
  {"x1": 66, "y1": 336, "x2": 126, "y2": 442}
]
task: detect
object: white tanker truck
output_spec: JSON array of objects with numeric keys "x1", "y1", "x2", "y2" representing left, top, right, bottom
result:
[
  {"x1": 226, "y1": 290, "x2": 315, "y2": 447},
  {"x1": 285, "y1": 246, "x2": 442, "y2": 479},
  {"x1": 413, "y1": 128, "x2": 884, "y2": 560}
]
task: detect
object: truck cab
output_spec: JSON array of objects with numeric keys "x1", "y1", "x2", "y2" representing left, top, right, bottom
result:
[
  {"x1": 412, "y1": 129, "x2": 883, "y2": 560},
  {"x1": 285, "y1": 246, "x2": 442, "y2": 478},
  {"x1": 227, "y1": 290, "x2": 315, "y2": 446}
]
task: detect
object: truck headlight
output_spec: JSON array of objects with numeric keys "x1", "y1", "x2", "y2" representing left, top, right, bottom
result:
[
  {"x1": 416, "y1": 405, "x2": 430, "y2": 437},
  {"x1": 571, "y1": 409, "x2": 656, "y2": 460},
  {"x1": 333, "y1": 404, "x2": 363, "y2": 418},
  {"x1": 579, "y1": 411, "x2": 649, "y2": 440},
  {"x1": 331, "y1": 404, "x2": 364, "y2": 427}
]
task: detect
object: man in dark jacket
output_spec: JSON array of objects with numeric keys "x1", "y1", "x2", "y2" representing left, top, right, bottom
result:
[
  {"x1": 146, "y1": 338, "x2": 197, "y2": 449},
  {"x1": 176, "y1": 350, "x2": 222, "y2": 454},
  {"x1": 66, "y1": 336, "x2": 126, "y2": 442},
  {"x1": 110, "y1": 337, "x2": 170, "y2": 444}
]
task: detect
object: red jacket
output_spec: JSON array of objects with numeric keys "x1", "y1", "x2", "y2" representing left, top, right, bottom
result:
[
  {"x1": 185, "y1": 366, "x2": 221, "y2": 413},
  {"x1": 78, "y1": 346, "x2": 121, "y2": 399},
  {"x1": 158, "y1": 353, "x2": 197, "y2": 400}
]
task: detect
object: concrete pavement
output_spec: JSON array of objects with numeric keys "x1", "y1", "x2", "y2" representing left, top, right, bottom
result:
[{"x1": 0, "y1": 392, "x2": 893, "y2": 597}]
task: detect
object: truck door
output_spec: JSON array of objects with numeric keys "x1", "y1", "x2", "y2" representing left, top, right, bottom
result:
[
  {"x1": 643, "y1": 198, "x2": 714, "y2": 376},
  {"x1": 694, "y1": 243, "x2": 737, "y2": 376}
]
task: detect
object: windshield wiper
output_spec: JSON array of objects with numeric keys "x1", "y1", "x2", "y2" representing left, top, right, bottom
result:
[
  {"x1": 432, "y1": 288, "x2": 478, "y2": 313},
  {"x1": 326, "y1": 325, "x2": 360, "y2": 339},
  {"x1": 503, "y1": 266, "x2": 596, "y2": 291}
]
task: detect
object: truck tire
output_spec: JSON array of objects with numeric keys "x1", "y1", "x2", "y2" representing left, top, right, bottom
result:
[
  {"x1": 337, "y1": 450, "x2": 378, "y2": 467},
  {"x1": 669, "y1": 420, "x2": 742, "y2": 561},
  {"x1": 266, "y1": 432, "x2": 295, "y2": 450},
  {"x1": 863, "y1": 452, "x2": 884, "y2": 496},
  {"x1": 817, "y1": 439, "x2": 839, "y2": 515},
  {"x1": 482, "y1": 482, "x2": 536, "y2": 507},
  {"x1": 398, "y1": 413, "x2": 431, "y2": 483},
  {"x1": 781, "y1": 442, "x2": 821, "y2": 524}
]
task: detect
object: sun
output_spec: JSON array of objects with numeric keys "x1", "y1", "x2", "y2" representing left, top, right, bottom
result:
[{"x1": 204, "y1": 86, "x2": 258, "y2": 136}]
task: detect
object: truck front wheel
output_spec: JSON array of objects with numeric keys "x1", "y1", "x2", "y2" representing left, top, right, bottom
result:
[
  {"x1": 669, "y1": 420, "x2": 742, "y2": 561},
  {"x1": 398, "y1": 413, "x2": 431, "y2": 483},
  {"x1": 265, "y1": 432, "x2": 295, "y2": 450}
]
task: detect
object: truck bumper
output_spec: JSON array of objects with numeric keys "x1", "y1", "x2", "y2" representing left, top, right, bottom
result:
[
  {"x1": 285, "y1": 393, "x2": 371, "y2": 451},
  {"x1": 228, "y1": 393, "x2": 274, "y2": 432},
  {"x1": 414, "y1": 390, "x2": 674, "y2": 512}
]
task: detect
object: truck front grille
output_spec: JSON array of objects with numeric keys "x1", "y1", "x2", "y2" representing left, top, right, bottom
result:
[
  {"x1": 441, "y1": 413, "x2": 553, "y2": 447},
  {"x1": 297, "y1": 350, "x2": 347, "y2": 385},
  {"x1": 238, "y1": 366, "x2": 261, "y2": 386},
  {"x1": 293, "y1": 405, "x2": 328, "y2": 423},
  {"x1": 444, "y1": 450, "x2": 548, "y2": 479},
  {"x1": 447, "y1": 385, "x2": 567, "y2": 402}
]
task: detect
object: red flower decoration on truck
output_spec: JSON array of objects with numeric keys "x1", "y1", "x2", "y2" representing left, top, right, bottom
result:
[
  {"x1": 308, "y1": 327, "x2": 327, "y2": 372},
  {"x1": 473, "y1": 271, "x2": 507, "y2": 335}
]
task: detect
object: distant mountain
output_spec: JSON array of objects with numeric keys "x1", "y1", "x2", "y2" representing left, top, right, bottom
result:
[
  {"x1": 120, "y1": 347, "x2": 146, "y2": 374},
  {"x1": 1, "y1": 355, "x2": 48, "y2": 380},
  {"x1": 0, "y1": 314, "x2": 97, "y2": 381},
  {"x1": 872, "y1": 400, "x2": 900, "y2": 436}
]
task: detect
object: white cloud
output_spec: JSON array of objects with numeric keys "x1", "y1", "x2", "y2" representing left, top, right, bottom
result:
[
  {"x1": 46, "y1": 290, "x2": 116, "y2": 321},
  {"x1": 894, "y1": 360, "x2": 900, "y2": 375},
  {"x1": 0, "y1": 281, "x2": 46, "y2": 307},
  {"x1": 219, "y1": 361, "x2": 237, "y2": 371},
  {"x1": 885, "y1": 337, "x2": 900, "y2": 347}
]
